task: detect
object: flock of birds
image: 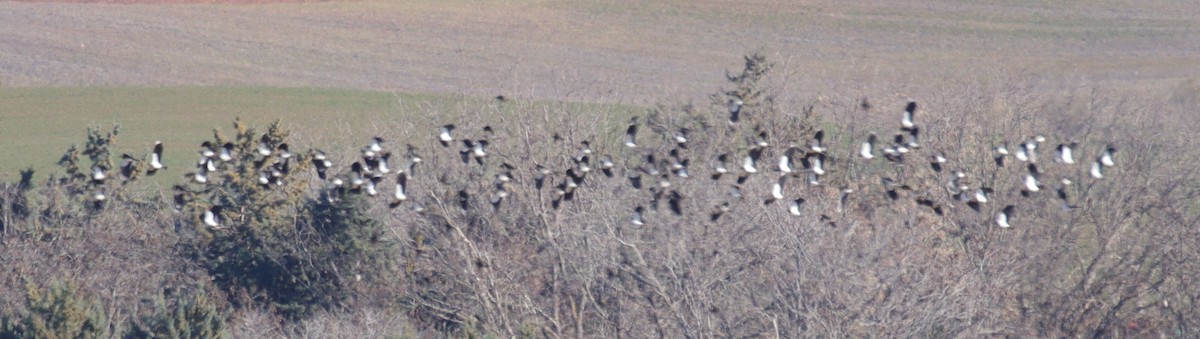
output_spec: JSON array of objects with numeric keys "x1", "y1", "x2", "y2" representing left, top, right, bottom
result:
[{"x1": 81, "y1": 99, "x2": 1118, "y2": 231}]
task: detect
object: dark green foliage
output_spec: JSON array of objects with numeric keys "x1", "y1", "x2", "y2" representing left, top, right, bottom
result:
[
  {"x1": 183, "y1": 120, "x2": 394, "y2": 319},
  {"x1": 127, "y1": 289, "x2": 227, "y2": 339},
  {"x1": 0, "y1": 281, "x2": 109, "y2": 339}
]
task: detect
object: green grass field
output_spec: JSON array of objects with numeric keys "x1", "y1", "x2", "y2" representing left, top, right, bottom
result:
[{"x1": 0, "y1": 86, "x2": 641, "y2": 182}]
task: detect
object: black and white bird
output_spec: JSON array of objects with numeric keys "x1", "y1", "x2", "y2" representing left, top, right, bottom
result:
[
  {"x1": 778, "y1": 147, "x2": 799, "y2": 174},
  {"x1": 438, "y1": 124, "x2": 455, "y2": 147},
  {"x1": 91, "y1": 165, "x2": 108, "y2": 183},
  {"x1": 312, "y1": 150, "x2": 332, "y2": 180},
  {"x1": 1090, "y1": 159, "x2": 1104, "y2": 179},
  {"x1": 219, "y1": 142, "x2": 234, "y2": 162},
  {"x1": 673, "y1": 128, "x2": 690, "y2": 147},
  {"x1": 1023, "y1": 163, "x2": 1042, "y2": 194},
  {"x1": 631, "y1": 206, "x2": 646, "y2": 226},
  {"x1": 803, "y1": 153, "x2": 826, "y2": 176},
  {"x1": 930, "y1": 152, "x2": 947, "y2": 172},
  {"x1": 1054, "y1": 142, "x2": 1077, "y2": 164},
  {"x1": 189, "y1": 160, "x2": 210, "y2": 184},
  {"x1": 728, "y1": 98, "x2": 744, "y2": 124},
  {"x1": 754, "y1": 131, "x2": 770, "y2": 147},
  {"x1": 1100, "y1": 145, "x2": 1116, "y2": 167},
  {"x1": 996, "y1": 205, "x2": 1015, "y2": 228},
  {"x1": 535, "y1": 165, "x2": 551, "y2": 189},
  {"x1": 364, "y1": 137, "x2": 384, "y2": 158},
  {"x1": 994, "y1": 143, "x2": 1010, "y2": 167},
  {"x1": 119, "y1": 154, "x2": 137, "y2": 179},
  {"x1": 810, "y1": 130, "x2": 826, "y2": 153},
  {"x1": 742, "y1": 148, "x2": 762, "y2": 173},
  {"x1": 788, "y1": 198, "x2": 805, "y2": 216},
  {"x1": 199, "y1": 141, "x2": 216, "y2": 158},
  {"x1": 712, "y1": 153, "x2": 731, "y2": 180},
  {"x1": 489, "y1": 184, "x2": 509, "y2": 211},
  {"x1": 901, "y1": 101, "x2": 918, "y2": 131},
  {"x1": 624, "y1": 119, "x2": 639, "y2": 148},
  {"x1": 390, "y1": 173, "x2": 408, "y2": 205},
  {"x1": 147, "y1": 141, "x2": 165, "y2": 175},
  {"x1": 257, "y1": 134, "x2": 273, "y2": 156},
  {"x1": 765, "y1": 175, "x2": 786, "y2": 205},
  {"x1": 860, "y1": 134, "x2": 876, "y2": 159},
  {"x1": 600, "y1": 155, "x2": 615, "y2": 178},
  {"x1": 203, "y1": 205, "x2": 224, "y2": 228}
]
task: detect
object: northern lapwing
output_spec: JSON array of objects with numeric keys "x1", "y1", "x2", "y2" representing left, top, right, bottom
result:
[
  {"x1": 203, "y1": 205, "x2": 224, "y2": 228},
  {"x1": 1100, "y1": 145, "x2": 1116, "y2": 167},
  {"x1": 219, "y1": 142, "x2": 234, "y2": 162},
  {"x1": 363, "y1": 137, "x2": 384, "y2": 158},
  {"x1": 189, "y1": 160, "x2": 210, "y2": 184},
  {"x1": 631, "y1": 206, "x2": 646, "y2": 225},
  {"x1": 199, "y1": 141, "x2": 216, "y2": 158},
  {"x1": 277, "y1": 143, "x2": 292, "y2": 159},
  {"x1": 810, "y1": 130, "x2": 826, "y2": 153},
  {"x1": 257, "y1": 134, "x2": 273, "y2": 156},
  {"x1": 364, "y1": 175, "x2": 382, "y2": 196},
  {"x1": 535, "y1": 164, "x2": 551, "y2": 189},
  {"x1": 497, "y1": 162, "x2": 515, "y2": 182},
  {"x1": 403, "y1": 144, "x2": 422, "y2": 174},
  {"x1": 577, "y1": 140, "x2": 593, "y2": 158},
  {"x1": 91, "y1": 189, "x2": 106, "y2": 209},
  {"x1": 673, "y1": 128, "x2": 690, "y2": 148},
  {"x1": 728, "y1": 98, "x2": 744, "y2": 124},
  {"x1": 765, "y1": 175, "x2": 785, "y2": 205},
  {"x1": 455, "y1": 189, "x2": 470, "y2": 210},
  {"x1": 743, "y1": 148, "x2": 763, "y2": 174},
  {"x1": 1054, "y1": 142, "x2": 1077, "y2": 164},
  {"x1": 996, "y1": 205, "x2": 1014, "y2": 228},
  {"x1": 754, "y1": 130, "x2": 770, "y2": 147},
  {"x1": 994, "y1": 143, "x2": 1009, "y2": 167},
  {"x1": 788, "y1": 198, "x2": 805, "y2": 216},
  {"x1": 667, "y1": 190, "x2": 683, "y2": 216},
  {"x1": 806, "y1": 171, "x2": 820, "y2": 186},
  {"x1": 349, "y1": 162, "x2": 365, "y2": 188},
  {"x1": 489, "y1": 184, "x2": 509, "y2": 211},
  {"x1": 803, "y1": 153, "x2": 825, "y2": 176},
  {"x1": 778, "y1": 147, "x2": 798, "y2": 174},
  {"x1": 147, "y1": 141, "x2": 165, "y2": 176},
  {"x1": 1023, "y1": 163, "x2": 1042, "y2": 194},
  {"x1": 375, "y1": 152, "x2": 392, "y2": 174},
  {"x1": 710, "y1": 202, "x2": 731, "y2": 221},
  {"x1": 312, "y1": 149, "x2": 332, "y2": 180},
  {"x1": 860, "y1": 134, "x2": 876, "y2": 159},
  {"x1": 91, "y1": 165, "x2": 108, "y2": 183},
  {"x1": 901, "y1": 101, "x2": 917, "y2": 131},
  {"x1": 712, "y1": 153, "x2": 731, "y2": 180},
  {"x1": 1090, "y1": 159, "x2": 1104, "y2": 179},
  {"x1": 930, "y1": 152, "x2": 946, "y2": 172},
  {"x1": 119, "y1": 154, "x2": 137, "y2": 180},
  {"x1": 600, "y1": 155, "x2": 615, "y2": 177},
  {"x1": 624, "y1": 118, "x2": 639, "y2": 148},
  {"x1": 438, "y1": 125, "x2": 455, "y2": 147},
  {"x1": 905, "y1": 127, "x2": 921, "y2": 149}
]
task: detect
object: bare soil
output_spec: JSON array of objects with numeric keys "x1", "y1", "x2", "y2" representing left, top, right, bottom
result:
[{"x1": 1, "y1": 0, "x2": 1198, "y2": 104}]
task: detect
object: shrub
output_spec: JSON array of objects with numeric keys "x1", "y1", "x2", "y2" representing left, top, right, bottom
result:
[
  {"x1": 126, "y1": 289, "x2": 227, "y2": 339},
  {"x1": 0, "y1": 280, "x2": 109, "y2": 339},
  {"x1": 178, "y1": 119, "x2": 394, "y2": 319}
]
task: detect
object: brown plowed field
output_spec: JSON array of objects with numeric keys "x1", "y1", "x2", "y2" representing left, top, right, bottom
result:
[{"x1": 2, "y1": 0, "x2": 1199, "y2": 103}]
